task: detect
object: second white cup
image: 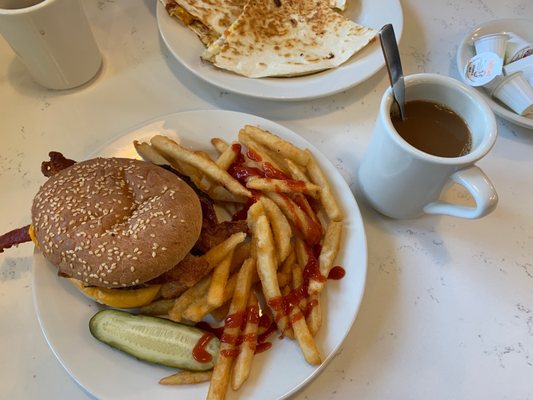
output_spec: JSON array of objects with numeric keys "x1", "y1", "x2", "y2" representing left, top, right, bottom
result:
[
  {"x1": 0, "y1": 0, "x2": 102, "y2": 90},
  {"x1": 358, "y1": 73, "x2": 498, "y2": 219}
]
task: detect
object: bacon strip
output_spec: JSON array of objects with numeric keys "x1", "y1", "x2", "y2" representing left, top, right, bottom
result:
[
  {"x1": 0, "y1": 224, "x2": 31, "y2": 253},
  {"x1": 41, "y1": 151, "x2": 76, "y2": 177}
]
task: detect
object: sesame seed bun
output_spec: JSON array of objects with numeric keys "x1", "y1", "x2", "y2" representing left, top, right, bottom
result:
[{"x1": 31, "y1": 157, "x2": 202, "y2": 288}]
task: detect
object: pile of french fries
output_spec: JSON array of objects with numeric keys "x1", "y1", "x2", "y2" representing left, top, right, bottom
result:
[{"x1": 134, "y1": 125, "x2": 344, "y2": 400}]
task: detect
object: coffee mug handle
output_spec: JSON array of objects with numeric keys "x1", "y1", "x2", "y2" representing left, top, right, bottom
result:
[{"x1": 423, "y1": 166, "x2": 498, "y2": 219}]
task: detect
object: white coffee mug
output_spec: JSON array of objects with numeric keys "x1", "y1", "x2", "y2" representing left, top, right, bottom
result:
[
  {"x1": 358, "y1": 73, "x2": 498, "y2": 219},
  {"x1": 0, "y1": 0, "x2": 102, "y2": 90}
]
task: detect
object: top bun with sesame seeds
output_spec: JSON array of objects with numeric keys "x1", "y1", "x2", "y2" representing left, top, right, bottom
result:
[{"x1": 31, "y1": 157, "x2": 202, "y2": 289}]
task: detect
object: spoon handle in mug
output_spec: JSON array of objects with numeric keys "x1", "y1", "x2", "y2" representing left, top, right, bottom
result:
[{"x1": 379, "y1": 24, "x2": 406, "y2": 120}]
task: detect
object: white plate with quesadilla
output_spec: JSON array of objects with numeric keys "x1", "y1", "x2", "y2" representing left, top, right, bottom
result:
[
  {"x1": 157, "y1": 0, "x2": 403, "y2": 100},
  {"x1": 33, "y1": 110, "x2": 368, "y2": 399}
]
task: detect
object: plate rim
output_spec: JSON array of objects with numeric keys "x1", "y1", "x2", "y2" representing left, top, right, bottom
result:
[
  {"x1": 156, "y1": 0, "x2": 404, "y2": 101},
  {"x1": 32, "y1": 109, "x2": 368, "y2": 400},
  {"x1": 456, "y1": 17, "x2": 533, "y2": 130}
]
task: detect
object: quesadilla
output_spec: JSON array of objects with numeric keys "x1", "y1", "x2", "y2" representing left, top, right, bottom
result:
[
  {"x1": 201, "y1": 0, "x2": 376, "y2": 78},
  {"x1": 160, "y1": 0, "x2": 247, "y2": 46},
  {"x1": 329, "y1": 0, "x2": 346, "y2": 11}
]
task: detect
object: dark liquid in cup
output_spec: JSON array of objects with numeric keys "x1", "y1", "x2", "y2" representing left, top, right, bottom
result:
[{"x1": 391, "y1": 100, "x2": 472, "y2": 158}]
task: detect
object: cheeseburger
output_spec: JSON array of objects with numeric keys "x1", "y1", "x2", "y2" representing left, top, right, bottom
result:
[{"x1": 26, "y1": 156, "x2": 212, "y2": 307}]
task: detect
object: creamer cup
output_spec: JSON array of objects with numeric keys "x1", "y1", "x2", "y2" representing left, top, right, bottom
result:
[
  {"x1": 474, "y1": 33, "x2": 509, "y2": 60},
  {"x1": 463, "y1": 52, "x2": 503, "y2": 87},
  {"x1": 503, "y1": 54, "x2": 533, "y2": 87},
  {"x1": 483, "y1": 74, "x2": 505, "y2": 95},
  {"x1": 492, "y1": 72, "x2": 533, "y2": 116},
  {"x1": 505, "y1": 33, "x2": 533, "y2": 64}
]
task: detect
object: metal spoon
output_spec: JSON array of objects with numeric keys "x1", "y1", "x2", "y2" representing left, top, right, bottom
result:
[{"x1": 379, "y1": 24, "x2": 406, "y2": 120}]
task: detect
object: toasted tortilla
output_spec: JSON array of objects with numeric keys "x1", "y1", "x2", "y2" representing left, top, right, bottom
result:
[
  {"x1": 161, "y1": 0, "x2": 247, "y2": 46},
  {"x1": 201, "y1": 0, "x2": 376, "y2": 78},
  {"x1": 329, "y1": 0, "x2": 346, "y2": 11}
]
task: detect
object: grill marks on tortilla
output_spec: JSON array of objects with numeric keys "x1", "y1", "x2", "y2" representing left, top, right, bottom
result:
[
  {"x1": 202, "y1": 0, "x2": 376, "y2": 78},
  {"x1": 31, "y1": 158, "x2": 201, "y2": 288}
]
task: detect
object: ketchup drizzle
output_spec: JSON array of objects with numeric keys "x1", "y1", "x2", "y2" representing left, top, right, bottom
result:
[
  {"x1": 192, "y1": 333, "x2": 214, "y2": 363},
  {"x1": 328, "y1": 266, "x2": 346, "y2": 280}
]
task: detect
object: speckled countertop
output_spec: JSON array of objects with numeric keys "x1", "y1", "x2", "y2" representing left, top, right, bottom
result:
[{"x1": 1, "y1": 1, "x2": 532, "y2": 399}]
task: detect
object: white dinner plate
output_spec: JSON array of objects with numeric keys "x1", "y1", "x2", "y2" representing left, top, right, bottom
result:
[
  {"x1": 457, "y1": 18, "x2": 533, "y2": 130},
  {"x1": 33, "y1": 110, "x2": 368, "y2": 400},
  {"x1": 156, "y1": 0, "x2": 403, "y2": 101}
]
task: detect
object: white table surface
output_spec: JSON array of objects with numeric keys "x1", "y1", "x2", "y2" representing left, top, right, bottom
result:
[{"x1": 1, "y1": 1, "x2": 532, "y2": 399}]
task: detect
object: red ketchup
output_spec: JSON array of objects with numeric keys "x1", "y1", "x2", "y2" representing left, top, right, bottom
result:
[
  {"x1": 328, "y1": 266, "x2": 346, "y2": 280},
  {"x1": 192, "y1": 333, "x2": 215, "y2": 363}
]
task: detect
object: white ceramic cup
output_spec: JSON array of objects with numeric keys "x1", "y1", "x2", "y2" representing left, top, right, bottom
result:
[
  {"x1": 358, "y1": 73, "x2": 498, "y2": 219},
  {"x1": 0, "y1": 0, "x2": 102, "y2": 90}
]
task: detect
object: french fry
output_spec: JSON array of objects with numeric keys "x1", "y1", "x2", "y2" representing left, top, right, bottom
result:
[
  {"x1": 246, "y1": 201, "x2": 264, "y2": 262},
  {"x1": 294, "y1": 236, "x2": 309, "y2": 267},
  {"x1": 293, "y1": 237, "x2": 323, "y2": 336},
  {"x1": 159, "y1": 370, "x2": 212, "y2": 385},
  {"x1": 137, "y1": 139, "x2": 211, "y2": 195},
  {"x1": 239, "y1": 135, "x2": 289, "y2": 174},
  {"x1": 292, "y1": 264, "x2": 307, "y2": 310},
  {"x1": 221, "y1": 201, "x2": 239, "y2": 217},
  {"x1": 151, "y1": 135, "x2": 251, "y2": 198},
  {"x1": 211, "y1": 137, "x2": 229, "y2": 153},
  {"x1": 240, "y1": 125, "x2": 310, "y2": 166},
  {"x1": 215, "y1": 141, "x2": 240, "y2": 170},
  {"x1": 169, "y1": 233, "x2": 246, "y2": 321},
  {"x1": 292, "y1": 192, "x2": 323, "y2": 229},
  {"x1": 133, "y1": 141, "x2": 169, "y2": 165},
  {"x1": 184, "y1": 264, "x2": 279, "y2": 322},
  {"x1": 309, "y1": 221, "x2": 343, "y2": 294},
  {"x1": 208, "y1": 185, "x2": 248, "y2": 203},
  {"x1": 306, "y1": 292, "x2": 322, "y2": 337},
  {"x1": 279, "y1": 250, "x2": 295, "y2": 276},
  {"x1": 183, "y1": 274, "x2": 236, "y2": 322},
  {"x1": 207, "y1": 258, "x2": 256, "y2": 400},
  {"x1": 168, "y1": 274, "x2": 212, "y2": 322},
  {"x1": 195, "y1": 150, "x2": 215, "y2": 161},
  {"x1": 231, "y1": 292, "x2": 259, "y2": 390},
  {"x1": 305, "y1": 149, "x2": 343, "y2": 221},
  {"x1": 247, "y1": 177, "x2": 320, "y2": 198},
  {"x1": 259, "y1": 196, "x2": 292, "y2": 264},
  {"x1": 231, "y1": 241, "x2": 251, "y2": 272},
  {"x1": 288, "y1": 300, "x2": 322, "y2": 365},
  {"x1": 139, "y1": 298, "x2": 174, "y2": 316},
  {"x1": 265, "y1": 191, "x2": 322, "y2": 246},
  {"x1": 246, "y1": 201, "x2": 264, "y2": 225},
  {"x1": 286, "y1": 159, "x2": 310, "y2": 182},
  {"x1": 276, "y1": 271, "x2": 291, "y2": 288},
  {"x1": 207, "y1": 249, "x2": 234, "y2": 308},
  {"x1": 252, "y1": 214, "x2": 292, "y2": 337},
  {"x1": 202, "y1": 232, "x2": 246, "y2": 269}
]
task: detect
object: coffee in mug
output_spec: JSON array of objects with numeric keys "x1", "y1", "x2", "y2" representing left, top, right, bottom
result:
[{"x1": 391, "y1": 100, "x2": 472, "y2": 158}]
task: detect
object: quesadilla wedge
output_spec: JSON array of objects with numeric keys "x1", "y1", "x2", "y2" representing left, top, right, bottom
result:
[
  {"x1": 329, "y1": 0, "x2": 346, "y2": 11},
  {"x1": 201, "y1": 0, "x2": 376, "y2": 78},
  {"x1": 160, "y1": 0, "x2": 247, "y2": 46}
]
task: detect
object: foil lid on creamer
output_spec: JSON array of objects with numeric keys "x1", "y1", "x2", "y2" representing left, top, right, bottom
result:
[{"x1": 463, "y1": 52, "x2": 503, "y2": 87}]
